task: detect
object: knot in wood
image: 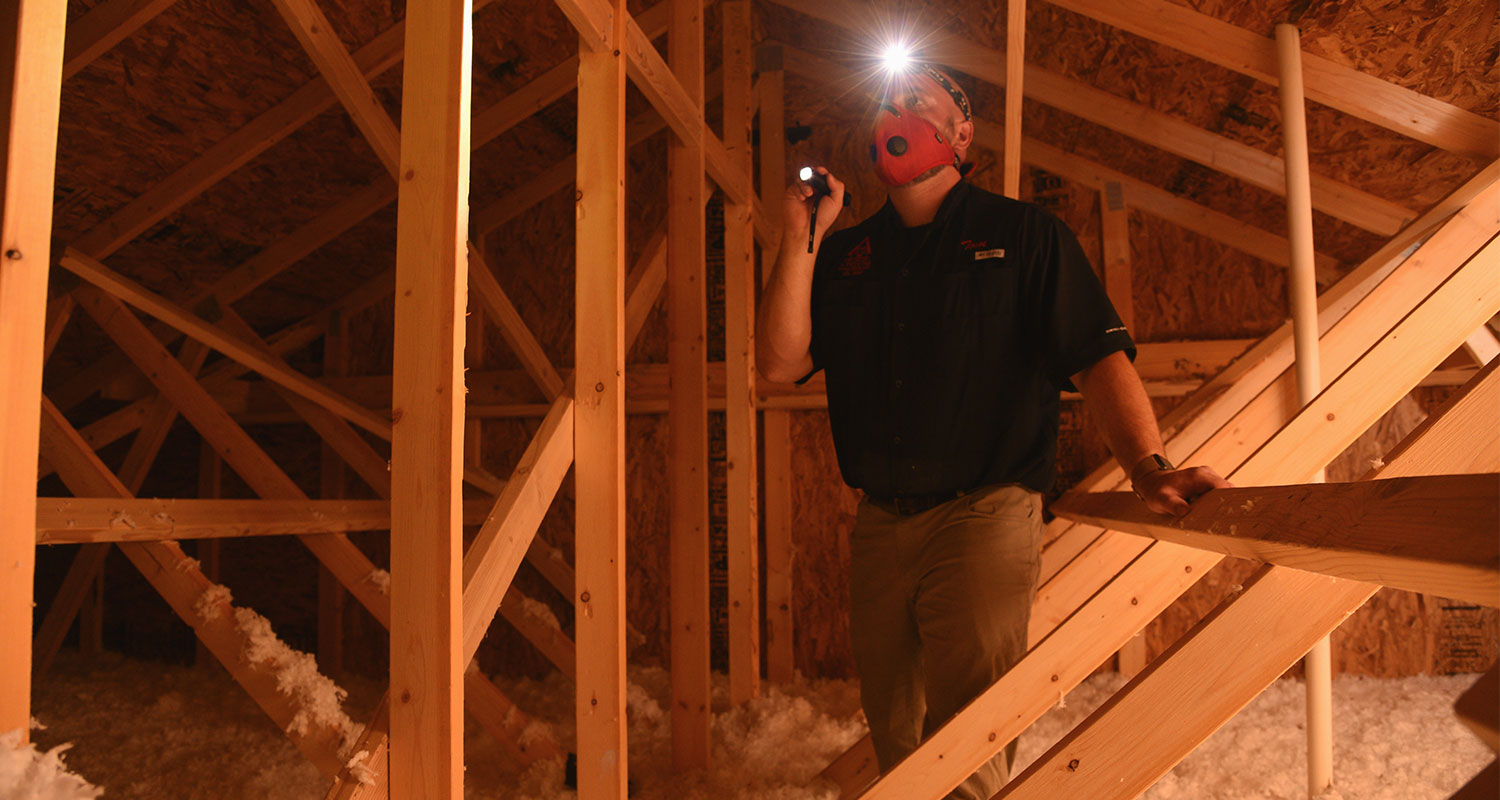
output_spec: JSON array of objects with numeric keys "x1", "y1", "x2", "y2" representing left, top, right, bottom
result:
[
  {"x1": 580, "y1": 591, "x2": 591, "y2": 603},
  {"x1": 595, "y1": 382, "x2": 605, "y2": 392},
  {"x1": 1068, "y1": 759, "x2": 1080, "y2": 771},
  {"x1": 4, "y1": 249, "x2": 20, "y2": 260}
]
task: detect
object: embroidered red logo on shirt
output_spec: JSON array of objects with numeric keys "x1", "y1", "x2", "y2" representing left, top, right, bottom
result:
[
  {"x1": 960, "y1": 239, "x2": 989, "y2": 251},
  {"x1": 839, "y1": 237, "x2": 872, "y2": 276}
]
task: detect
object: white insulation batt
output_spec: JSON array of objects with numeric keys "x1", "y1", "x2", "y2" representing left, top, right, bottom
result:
[{"x1": 27, "y1": 653, "x2": 1490, "y2": 799}]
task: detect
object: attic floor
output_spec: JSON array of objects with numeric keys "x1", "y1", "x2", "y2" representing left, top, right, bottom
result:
[{"x1": 27, "y1": 652, "x2": 1489, "y2": 799}]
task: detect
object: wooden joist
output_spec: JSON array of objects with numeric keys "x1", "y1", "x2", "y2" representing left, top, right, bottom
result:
[
  {"x1": 1054, "y1": 473, "x2": 1500, "y2": 607},
  {"x1": 853, "y1": 195, "x2": 1500, "y2": 800},
  {"x1": 1037, "y1": 166, "x2": 1498, "y2": 588},
  {"x1": 1043, "y1": 0, "x2": 1500, "y2": 158},
  {"x1": 469, "y1": 247, "x2": 566, "y2": 401},
  {"x1": 767, "y1": 0, "x2": 1415, "y2": 237},
  {"x1": 34, "y1": 498, "x2": 497, "y2": 544},
  {"x1": 779, "y1": 45, "x2": 1343, "y2": 278},
  {"x1": 40, "y1": 398, "x2": 349, "y2": 777},
  {"x1": 757, "y1": 44, "x2": 796, "y2": 685},
  {"x1": 665, "y1": 0, "x2": 712, "y2": 769},
  {"x1": 1002, "y1": 0, "x2": 1024, "y2": 198},
  {"x1": 723, "y1": 0, "x2": 761, "y2": 707},
  {"x1": 1002, "y1": 357, "x2": 1500, "y2": 800},
  {"x1": 1099, "y1": 183, "x2": 1134, "y2": 330},
  {"x1": 572, "y1": 0, "x2": 631, "y2": 791},
  {"x1": 61, "y1": 0, "x2": 180, "y2": 79},
  {"x1": 1456, "y1": 665, "x2": 1499, "y2": 753},
  {"x1": 0, "y1": 0, "x2": 66, "y2": 736},
  {"x1": 386, "y1": 0, "x2": 473, "y2": 789}
]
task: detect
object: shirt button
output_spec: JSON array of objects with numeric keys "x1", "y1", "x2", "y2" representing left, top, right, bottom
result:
[
  {"x1": 893, "y1": 436, "x2": 902, "y2": 445},
  {"x1": 896, "y1": 322, "x2": 906, "y2": 332},
  {"x1": 894, "y1": 379, "x2": 903, "y2": 390},
  {"x1": 900, "y1": 269, "x2": 910, "y2": 278}
]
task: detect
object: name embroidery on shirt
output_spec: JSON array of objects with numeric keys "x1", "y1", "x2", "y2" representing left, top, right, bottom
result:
[
  {"x1": 839, "y1": 237, "x2": 872, "y2": 277},
  {"x1": 973, "y1": 248, "x2": 1006, "y2": 261}
]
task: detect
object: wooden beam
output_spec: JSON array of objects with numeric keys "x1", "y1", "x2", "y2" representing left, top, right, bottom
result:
[
  {"x1": 469, "y1": 245, "x2": 565, "y2": 400},
  {"x1": 1002, "y1": 0, "x2": 1024, "y2": 198},
  {"x1": 35, "y1": 498, "x2": 495, "y2": 544},
  {"x1": 1016, "y1": 135, "x2": 1342, "y2": 280},
  {"x1": 324, "y1": 699, "x2": 390, "y2": 800},
  {"x1": 460, "y1": 394, "x2": 575, "y2": 659},
  {"x1": 1056, "y1": 474, "x2": 1500, "y2": 607},
  {"x1": 1042, "y1": 0, "x2": 1500, "y2": 159},
  {"x1": 1463, "y1": 327, "x2": 1500, "y2": 367},
  {"x1": 40, "y1": 398, "x2": 349, "y2": 776},
  {"x1": 766, "y1": 1, "x2": 1416, "y2": 237},
  {"x1": 388, "y1": 0, "x2": 472, "y2": 793},
  {"x1": 268, "y1": 0, "x2": 401, "y2": 174},
  {"x1": 60, "y1": 0, "x2": 177, "y2": 79},
  {"x1": 72, "y1": 285, "x2": 398, "y2": 624},
  {"x1": 1099, "y1": 182, "x2": 1133, "y2": 331},
  {"x1": 757, "y1": 43, "x2": 795, "y2": 686},
  {"x1": 1000, "y1": 362, "x2": 1500, "y2": 800},
  {"x1": 665, "y1": 0, "x2": 712, "y2": 770},
  {"x1": 573, "y1": 4, "x2": 631, "y2": 793},
  {"x1": 0, "y1": 0, "x2": 65, "y2": 738},
  {"x1": 1455, "y1": 665, "x2": 1499, "y2": 753},
  {"x1": 723, "y1": 0, "x2": 760, "y2": 708},
  {"x1": 778, "y1": 45, "x2": 1344, "y2": 278},
  {"x1": 855, "y1": 207, "x2": 1500, "y2": 800},
  {"x1": 61, "y1": 250, "x2": 392, "y2": 436}
]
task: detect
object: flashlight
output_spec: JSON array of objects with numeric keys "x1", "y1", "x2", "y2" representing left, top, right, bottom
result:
[{"x1": 799, "y1": 167, "x2": 851, "y2": 253}]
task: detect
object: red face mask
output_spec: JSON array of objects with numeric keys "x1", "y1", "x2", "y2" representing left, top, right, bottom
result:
[{"x1": 869, "y1": 102, "x2": 958, "y2": 187}]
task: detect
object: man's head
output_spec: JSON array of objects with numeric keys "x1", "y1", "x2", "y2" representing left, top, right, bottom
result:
[{"x1": 869, "y1": 64, "x2": 975, "y2": 187}]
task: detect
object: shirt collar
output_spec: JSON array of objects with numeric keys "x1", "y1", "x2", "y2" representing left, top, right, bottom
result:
[{"x1": 875, "y1": 177, "x2": 971, "y2": 231}]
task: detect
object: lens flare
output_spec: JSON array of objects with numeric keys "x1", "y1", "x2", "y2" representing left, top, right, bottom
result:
[{"x1": 880, "y1": 42, "x2": 912, "y2": 74}]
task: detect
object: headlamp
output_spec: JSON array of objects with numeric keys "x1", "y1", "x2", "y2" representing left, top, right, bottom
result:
[{"x1": 880, "y1": 42, "x2": 913, "y2": 75}]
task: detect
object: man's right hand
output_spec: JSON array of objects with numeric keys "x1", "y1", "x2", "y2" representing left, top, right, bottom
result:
[{"x1": 782, "y1": 166, "x2": 846, "y2": 250}]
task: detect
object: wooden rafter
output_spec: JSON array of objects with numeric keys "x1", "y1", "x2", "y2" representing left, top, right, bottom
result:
[
  {"x1": 666, "y1": 0, "x2": 712, "y2": 769},
  {"x1": 1056, "y1": 473, "x2": 1500, "y2": 607},
  {"x1": 35, "y1": 497, "x2": 495, "y2": 544},
  {"x1": 571, "y1": 0, "x2": 631, "y2": 789},
  {"x1": 768, "y1": 0, "x2": 1416, "y2": 237},
  {"x1": 1043, "y1": 0, "x2": 1500, "y2": 158},
  {"x1": 853, "y1": 198, "x2": 1499, "y2": 800},
  {"x1": 757, "y1": 43, "x2": 796, "y2": 686},
  {"x1": 723, "y1": 0, "x2": 761, "y2": 707},
  {"x1": 0, "y1": 0, "x2": 65, "y2": 737},
  {"x1": 39, "y1": 398, "x2": 348, "y2": 777},
  {"x1": 1006, "y1": 362, "x2": 1500, "y2": 799},
  {"x1": 60, "y1": 0, "x2": 180, "y2": 79},
  {"x1": 779, "y1": 45, "x2": 1344, "y2": 278},
  {"x1": 823, "y1": 171, "x2": 1500, "y2": 797}
]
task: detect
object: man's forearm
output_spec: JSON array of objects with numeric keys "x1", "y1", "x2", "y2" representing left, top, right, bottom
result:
[
  {"x1": 1073, "y1": 350, "x2": 1165, "y2": 476},
  {"x1": 755, "y1": 237, "x2": 818, "y2": 381}
]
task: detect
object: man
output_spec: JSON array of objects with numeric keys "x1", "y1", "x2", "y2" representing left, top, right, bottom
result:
[{"x1": 755, "y1": 64, "x2": 1230, "y2": 797}]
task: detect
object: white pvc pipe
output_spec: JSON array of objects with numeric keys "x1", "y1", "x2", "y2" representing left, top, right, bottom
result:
[{"x1": 1277, "y1": 23, "x2": 1334, "y2": 799}]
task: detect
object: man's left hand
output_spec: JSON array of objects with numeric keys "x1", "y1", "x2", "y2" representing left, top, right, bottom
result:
[{"x1": 1133, "y1": 466, "x2": 1232, "y2": 517}]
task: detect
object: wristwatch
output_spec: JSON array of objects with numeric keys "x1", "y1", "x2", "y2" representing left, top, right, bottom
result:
[{"x1": 1130, "y1": 453, "x2": 1174, "y2": 500}]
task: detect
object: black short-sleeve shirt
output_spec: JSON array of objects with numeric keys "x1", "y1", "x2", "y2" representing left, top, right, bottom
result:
[{"x1": 805, "y1": 179, "x2": 1135, "y2": 496}]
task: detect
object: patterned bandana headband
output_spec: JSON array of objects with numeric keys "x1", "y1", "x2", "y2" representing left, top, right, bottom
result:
[{"x1": 918, "y1": 64, "x2": 971, "y2": 121}]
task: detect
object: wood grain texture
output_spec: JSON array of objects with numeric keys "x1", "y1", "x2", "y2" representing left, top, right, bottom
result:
[
  {"x1": 722, "y1": 0, "x2": 760, "y2": 707},
  {"x1": 388, "y1": 0, "x2": 472, "y2": 793},
  {"x1": 666, "y1": 0, "x2": 712, "y2": 770},
  {"x1": 1055, "y1": 475, "x2": 1500, "y2": 607},
  {"x1": 1043, "y1": 0, "x2": 1500, "y2": 158},
  {"x1": 573, "y1": 8, "x2": 631, "y2": 793},
  {"x1": 1000, "y1": 356, "x2": 1500, "y2": 800},
  {"x1": 855, "y1": 188, "x2": 1500, "y2": 800}
]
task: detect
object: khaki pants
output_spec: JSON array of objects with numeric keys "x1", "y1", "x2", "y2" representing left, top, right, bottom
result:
[{"x1": 850, "y1": 484, "x2": 1043, "y2": 799}]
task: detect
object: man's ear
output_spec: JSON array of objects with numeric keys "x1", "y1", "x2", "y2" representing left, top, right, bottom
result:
[{"x1": 952, "y1": 118, "x2": 975, "y2": 159}]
